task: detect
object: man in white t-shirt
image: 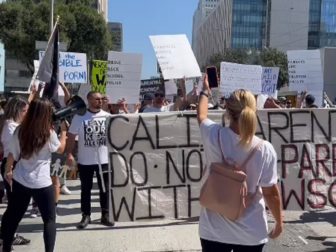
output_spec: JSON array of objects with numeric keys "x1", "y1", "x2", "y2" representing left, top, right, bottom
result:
[{"x1": 65, "y1": 91, "x2": 114, "y2": 229}]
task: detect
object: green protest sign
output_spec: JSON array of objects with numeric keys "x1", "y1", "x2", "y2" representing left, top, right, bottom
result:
[{"x1": 91, "y1": 60, "x2": 107, "y2": 94}]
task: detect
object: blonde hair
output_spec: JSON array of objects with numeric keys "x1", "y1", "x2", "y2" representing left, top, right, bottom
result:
[{"x1": 225, "y1": 89, "x2": 257, "y2": 147}]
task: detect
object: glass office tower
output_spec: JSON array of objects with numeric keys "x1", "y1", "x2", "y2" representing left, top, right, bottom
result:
[
  {"x1": 309, "y1": 0, "x2": 336, "y2": 48},
  {"x1": 231, "y1": 0, "x2": 268, "y2": 48}
]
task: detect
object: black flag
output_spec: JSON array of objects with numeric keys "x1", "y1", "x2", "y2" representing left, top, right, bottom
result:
[{"x1": 36, "y1": 21, "x2": 59, "y2": 104}]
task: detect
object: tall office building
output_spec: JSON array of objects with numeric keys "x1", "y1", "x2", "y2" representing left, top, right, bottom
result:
[
  {"x1": 96, "y1": 0, "x2": 108, "y2": 22},
  {"x1": 193, "y1": 0, "x2": 336, "y2": 68},
  {"x1": 192, "y1": 0, "x2": 221, "y2": 51},
  {"x1": 108, "y1": 22, "x2": 123, "y2": 52},
  {"x1": 193, "y1": 0, "x2": 270, "y2": 68},
  {"x1": 309, "y1": 0, "x2": 336, "y2": 48}
]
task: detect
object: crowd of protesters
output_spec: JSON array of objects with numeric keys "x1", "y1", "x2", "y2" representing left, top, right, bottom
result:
[{"x1": 0, "y1": 75, "x2": 334, "y2": 251}]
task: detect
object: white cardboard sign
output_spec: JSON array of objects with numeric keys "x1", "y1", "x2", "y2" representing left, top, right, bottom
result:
[
  {"x1": 287, "y1": 50, "x2": 323, "y2": 106},
  {"x1": 220, "y1": 62, "x2": 262, "y2": 95},
  {"x1": 106, "y1": 51, "x2": 143, "y2": 104},
  {"x1": 261, "y1": 67, "x2": 279, "y2": 97},
  {"x1": 150, "y1": 34, "x2": 202, "y2": 80},
  {"x1": 39, "y1": 51, "x2": 87, "y2": 83}
]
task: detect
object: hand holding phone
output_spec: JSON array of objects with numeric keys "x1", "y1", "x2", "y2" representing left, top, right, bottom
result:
[{"x1": 206, "y1": 66, "x2": 218, "y2": 89}]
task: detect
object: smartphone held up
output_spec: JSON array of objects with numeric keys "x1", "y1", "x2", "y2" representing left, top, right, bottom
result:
[{"x1": 206, "y1": 66, "x2": 218, "y2": 89}]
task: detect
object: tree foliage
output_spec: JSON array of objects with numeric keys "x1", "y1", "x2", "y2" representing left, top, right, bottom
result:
[
  {"x1": 0, "y1": 0, "x2": 112, "y2": 72},
  {"x1": 207, "y1": 48, "x2": 288, "y2": 89}
]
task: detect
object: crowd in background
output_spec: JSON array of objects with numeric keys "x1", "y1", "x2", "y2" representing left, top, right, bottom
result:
[{"x1": 0, "y1": 76, "x2": 333, "y2": 251}]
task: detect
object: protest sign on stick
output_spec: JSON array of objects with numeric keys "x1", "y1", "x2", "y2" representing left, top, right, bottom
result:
[
  {"x1": 150, "y1": 34, "x2": 201, "y2": 80},
  {"x1": 140, "y1": 78, "x2": 163, "y2": 98},
  {"x1": 107, "y1": 51, "x2": 143, "y2": 104},
  {"x1": 287, "y1": 49, "x2": 323, "y2": 106},
  {"x1": 91, "y1": 60, "x2": 107, "y2": 94},
  {"x1": 39, "y1": 51, "x2": 88, "y2": 83},
  {"x1": 261, "y1": 67, "x2": 279, "y2": 97},
  {"x1": 220, "y1": 62, "x2": 262, "y2": 96}
]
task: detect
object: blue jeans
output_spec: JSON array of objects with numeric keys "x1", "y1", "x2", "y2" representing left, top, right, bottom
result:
[{"x1": 1, "y1": 180, "x2": 56, "y2": 252}]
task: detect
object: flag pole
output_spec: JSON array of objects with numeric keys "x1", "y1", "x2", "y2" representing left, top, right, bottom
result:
[
  {"x1": 50, "y1": 0, "x2": 54, "y2": 34},
  {"x1": 30, "y1": 16, "x2": 59, "y2": 92}
]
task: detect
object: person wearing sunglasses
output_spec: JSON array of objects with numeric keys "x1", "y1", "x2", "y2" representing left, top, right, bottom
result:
[
  {"x1": 142, "y1": 78, "x2": 188, "y2": 113},
  {"x1": 65, "y1": 91, "x2": 114, "y2": 229},
  {"x1": 142, "y1": 90, "x2": 173, "y2": 113}
]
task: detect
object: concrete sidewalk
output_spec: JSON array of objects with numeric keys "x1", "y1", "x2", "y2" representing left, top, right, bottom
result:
[
  {"x1": 1, "y1": 179, "x2": 336, "y2": 251},
  {"x1": 0, "y1": 179, "x2": 202, "y2": 252}
]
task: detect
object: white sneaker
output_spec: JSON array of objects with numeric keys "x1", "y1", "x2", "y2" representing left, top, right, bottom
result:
[
  {"x1": 30, "y1": 207, "x2": 39, "y2": 218},
  {"x1": 60, "y1": 185, "x2": 71, "y2": 195}
]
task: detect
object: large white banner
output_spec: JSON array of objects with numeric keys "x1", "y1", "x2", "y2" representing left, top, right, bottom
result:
[
  {"x1": 287, "y1": 50, "x2": 323, "y2": 106},
  {"x1": 107, "y1": 51, "x2": 143, "y2": 104},
  {"x1": 39, "y1": 51, "x2": 87, "y2": 83},
  {"x1": 220, "y1": 62, "x2": 262, "y2": 96},
  {"x1": 261, "y1": 67, "x2": 279, "y2": 97},
  {"x1": 149, "y1": 34, "x2": 202, "y2": 80},
  {"x1": 107, "y1": 109, "x2": 336, "y2": 221}
]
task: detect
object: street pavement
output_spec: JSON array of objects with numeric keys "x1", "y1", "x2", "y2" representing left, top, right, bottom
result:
[{"x1": 0, "y1": 179, "x2": 335, "y2": 252}]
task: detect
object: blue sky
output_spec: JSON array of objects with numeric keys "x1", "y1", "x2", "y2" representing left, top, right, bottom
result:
[{"x1": 108, "y1": 0, "x2": 199, "y2": 79}]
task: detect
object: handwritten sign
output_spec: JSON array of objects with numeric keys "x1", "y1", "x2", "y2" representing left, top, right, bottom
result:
[
  {"x1": 261, "y1": 67, "x2": 279, "y2": 97},
  {"x1": 287, "y1": 50, "x2": 323, "y2": 106},
  {"x1": 0, "y1": 44, "x2": 5, "y2": 92},
  {"x1": 39, "y1": 51, "x2": 87, "y2": 83},
  {"x1": 91, "y1": 60, "x2": 107, "y2": 94},
  {"x1": 106, "y1": 51, "x2": 143, "y2": 104},
  {"x1": 220, "y1": 62, "x2": 262, "y2": 95},
  {"x1": 149, "y1": 34, "x2": 202, "y2": 80},
  {"x1": 107, "y1": 109, "x2": 336, "y2": 221},
  {"x1": 140, "y1": 78, "x2": 163, "y2": 99}
]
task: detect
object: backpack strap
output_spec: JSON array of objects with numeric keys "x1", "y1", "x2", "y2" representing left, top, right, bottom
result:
[
  {"x1": 217, "y1": 128, "x2": 228, "y2": 164},
  {"x1": 240, "y1": 140, "x2": 264, "y2": 172},
  {"x1": 217, "y1": 128, "x2": 263, "y2": 171}
]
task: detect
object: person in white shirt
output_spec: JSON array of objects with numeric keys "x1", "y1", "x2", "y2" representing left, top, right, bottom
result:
[
  {"x1": 65, "y1": 91, "x2": 114, "y2": 229},
  {"x1": 1, "y1": 98, "x2": 67, "y2": 252},
  {"x1": 197, "y1": 75, "x2": 283, "y2": 251},
  {"x1": 143, "y1": 90, "x2": 174, "y2": 113},
  {"x1": 0, "y1": 96, "x2": 29, "y2": 202},
  {"x1": 0, "y1": 96, "x2": 31, "y2": 247}
]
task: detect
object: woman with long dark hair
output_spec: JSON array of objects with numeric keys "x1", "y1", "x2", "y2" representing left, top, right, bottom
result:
[{"x1": 1, "y1": 98, "x2": 67, "y2": 252}]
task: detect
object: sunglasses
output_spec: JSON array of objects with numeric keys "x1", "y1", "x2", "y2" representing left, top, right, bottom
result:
[{"x1": 155, "y1": 94, "x2": 164, "y2": 98}]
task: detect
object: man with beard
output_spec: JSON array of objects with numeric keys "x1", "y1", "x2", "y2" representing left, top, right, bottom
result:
[{"x1": 65, "y1": 91, "x2": 114, "y2": 229}]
